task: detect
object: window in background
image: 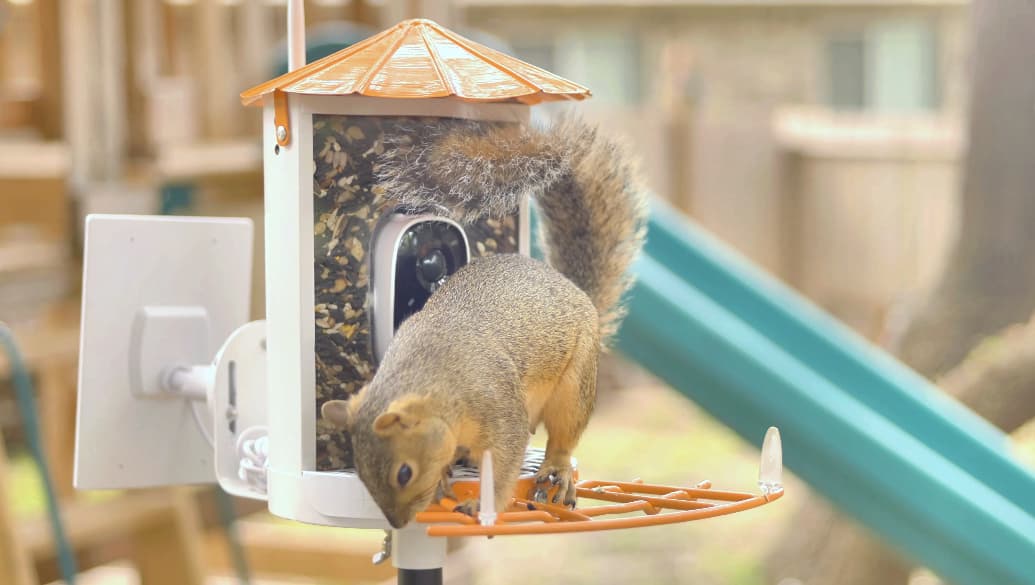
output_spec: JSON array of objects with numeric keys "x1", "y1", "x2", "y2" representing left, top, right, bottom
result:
[
  {"x1": 827, "y1": 33, "x2": 867, "y2": 110},
  {"x1": 511, "y1": 39, "x2": 557, "y2": 74},
  {"x1": 500, "y1": 29, "x2": 645, "y2": 107},
  {"x1": 824, "y1": 19, "x2": 940, "y2": 113},
  {"x1": 558, "y1": 30, "x2": 643, "y2": 106}
]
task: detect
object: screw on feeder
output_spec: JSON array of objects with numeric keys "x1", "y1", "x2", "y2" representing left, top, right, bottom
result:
[
  {"x1": 758, "y1": 427, "x2": 783, "y2": 496},
  {"x1": 276, "y1": 125, "x2": 288, "y2": 143}
]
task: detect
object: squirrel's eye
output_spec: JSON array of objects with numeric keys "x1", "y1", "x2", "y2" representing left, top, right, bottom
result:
[{"x1": 397, "y1": 464, "x2": 413, "y2": 487}]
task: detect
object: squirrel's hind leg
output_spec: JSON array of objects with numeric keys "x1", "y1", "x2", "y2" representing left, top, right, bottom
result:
[{"x1": 534, "y1": 342, "x2": 598, "y2": 508}]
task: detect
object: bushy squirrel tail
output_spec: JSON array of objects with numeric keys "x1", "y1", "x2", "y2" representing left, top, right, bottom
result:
[{"x1": 376, "y1": 115, "x2": 648, "y2": 345}]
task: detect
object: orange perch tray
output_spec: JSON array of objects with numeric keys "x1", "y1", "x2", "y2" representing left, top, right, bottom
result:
[{"x1": 415, "y1": 427, "x2": 785, "y2": 537}]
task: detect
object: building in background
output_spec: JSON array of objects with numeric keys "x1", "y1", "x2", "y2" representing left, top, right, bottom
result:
[
  {"x1": 462, "y1": 0, "x2": 968, "y2": 333},
  {"x1": 0, "y1": 0, "x2": 969, "y2": 334}
]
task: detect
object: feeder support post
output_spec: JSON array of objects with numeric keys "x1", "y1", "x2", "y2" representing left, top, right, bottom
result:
[
  {"x1": 288, "y1": 0, "x2": 306, "y2": 71},
  {"x1": 392, "y1": 527, "x2": 447, "y2": 570}
]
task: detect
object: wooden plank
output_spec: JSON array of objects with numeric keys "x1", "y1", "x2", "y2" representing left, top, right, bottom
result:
[
  {"x1": 666, "y1": 108, "x2": 694, "y2": 213},
  {"x1": 97, "y1": 0, "x2": 127, "y2": 181},
  {"x1": 195, "y1": 0, "x2": 237, "y2": 139},
  {"x1": 240, "y1": 0, "x2": 273, "y2": 87},
  {"x1": 0, "y1": 177, "x2": 70, "y2": 248},
  {"x1": 36, "y1": 0, "x2": 64, "y2": 140},
  {"x1": 60, "y1": 0, "x2": 98, "y2": 186},
  {"x1": 349, "y1": 0, "x2": 381, "y2": 27},
  {"x1": 25, "y1": 489, "x2": 267, "y2": 582},
  {"x1": 203, "y1": 520, "x2": 396, "y2": 583},
  {"x1": 384, "y1": 0, "x2": 456, "y2": 27},
  {"x1": 155, "y1": 141, "x2": 262, "y2": 180},
  {"x1": 122, "y1": 0, "x2": 147, "y2": 155},
  {"x1": 0, "y1": 430, "x2": 38, "y2": 585},
  {"x1": 37, "y1": 362, "x2": 77, "y2": 500},
  {"x1": 21, "y1": 490, "x2": 180, "y2": 558},
  {"x1": 22, "y1": 488, "x2": 206, "y2": 585},
  {"x1": 0, "y1": 325, "x2": 79, "y2": 380},
  {"x1": 131, "y1": 489, "x2": 205, "y2": 585},
  {"x1": 0, "y1": 319, "x2": 79, "y2": 500}
]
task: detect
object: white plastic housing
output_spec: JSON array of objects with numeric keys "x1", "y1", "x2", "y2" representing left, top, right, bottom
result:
[
  {"x1": 261, "y1": 94, "x2": 530, "y2": 528},
  {"x1": 211, "y1": 320, "x2": 270, "y2": 499},
  {"x1": 130, "y1": 305, "x2": 210, "y2": 398},
  {"x1": 75, "y1": 214, "x2": 252, "y2": 489}
]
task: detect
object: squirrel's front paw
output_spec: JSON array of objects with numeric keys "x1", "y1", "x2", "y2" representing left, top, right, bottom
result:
[
  {"x1": 453, "y1": 498, "x2": 480, "y2": 517},
  {"x1": 533, "y1": 460, "x2": 577, "y2": 508},
  {"x1": 436, "y1": 469, "x2": 458, "y2": 502}
]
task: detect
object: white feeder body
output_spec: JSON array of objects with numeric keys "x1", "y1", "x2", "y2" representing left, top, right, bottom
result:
[{"x1": 261, "y1": 94, "x2": 530, "y2": 528}]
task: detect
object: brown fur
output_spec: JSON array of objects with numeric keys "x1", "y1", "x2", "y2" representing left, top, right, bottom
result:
[
  {"x1": 322, "y1": 116, "x2": 647, "y2": 528},
  {"x1": 375, "y1": 115, "x2": 647, "y2": 342}
]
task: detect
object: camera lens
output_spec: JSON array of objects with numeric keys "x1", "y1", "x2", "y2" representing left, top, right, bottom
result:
[
  {"x1": 417, "y1": 249, "x2": 448, "y2": 291},
  {"x1": 391, "y1": 219, "x2": 469, "y2": 331}
]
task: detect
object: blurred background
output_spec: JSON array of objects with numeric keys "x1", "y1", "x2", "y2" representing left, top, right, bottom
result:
[{"x1": 2, "y1": 0, "x2": 1034, "y2": 584}]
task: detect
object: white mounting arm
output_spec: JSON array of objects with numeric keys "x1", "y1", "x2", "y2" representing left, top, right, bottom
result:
[
  {"x1": 129, "y1": 307, "x2": 269, "y2": 500},
  {"x1": 161, "y1": 365, "x2": 214, "y2": 402}
]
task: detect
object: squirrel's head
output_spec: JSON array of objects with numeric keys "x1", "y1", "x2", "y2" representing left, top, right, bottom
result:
[{"x1": 322, "y1": 392, "x2": 456, "y2": 529}]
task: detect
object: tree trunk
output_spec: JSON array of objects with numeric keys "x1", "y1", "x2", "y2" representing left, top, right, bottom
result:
[
  {"x1": 767, "y1": 2, "x2": 1035, "y2": 584},
  {"x1": 937, "y1": 318, "x2": 1035, "y2": 435},
  {"x1": 897, "y1": 0, "x2": 1035, "y2": 378}
]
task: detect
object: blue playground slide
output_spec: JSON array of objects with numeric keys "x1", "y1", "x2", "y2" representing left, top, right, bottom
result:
[{"x1": 615, "y1": 201, "x2": 1035, "y2": 585}]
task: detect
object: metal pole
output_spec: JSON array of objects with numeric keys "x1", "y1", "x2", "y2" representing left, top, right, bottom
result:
[
  {"x1": 287, "y1": 0, "x2": 306, "y2": 71},
  {"x1": 392, "y1": 528, "x2": 447, "y2": 585},
  {"x1": 398, "y1": 568, "x2": 443, "y2": 585}
]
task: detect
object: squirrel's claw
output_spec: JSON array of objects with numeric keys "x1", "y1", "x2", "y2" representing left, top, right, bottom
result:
[
  {"x1": 453, "y1": 499, "x2": 480, "y2": 517},
  {"x1": 436, "y1": 469, "x2": 458, "y2": 502},
  {"x1": 534, "y1": 461, "x2": 578, "y2": 509},
  {"x1": 551, "y1": 486, "x2": 577, "y2": 508}
]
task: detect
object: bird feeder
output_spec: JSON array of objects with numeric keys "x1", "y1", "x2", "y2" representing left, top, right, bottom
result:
[
  {"x1": 72, "y1": 15, "x2": 782, "y2": 585},
  {"x1": 238, "y1": 18, "x2": 591, "y2": 529}
]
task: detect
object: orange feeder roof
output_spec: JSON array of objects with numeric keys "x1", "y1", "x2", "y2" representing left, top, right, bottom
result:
[{"x1": 241, "y1": 19, "x2": 591, "y2": 106}]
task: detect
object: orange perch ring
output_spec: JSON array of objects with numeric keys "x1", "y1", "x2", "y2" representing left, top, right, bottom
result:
[{"x1": 415, "y1": 427, "x2": 785, "y2": 537}]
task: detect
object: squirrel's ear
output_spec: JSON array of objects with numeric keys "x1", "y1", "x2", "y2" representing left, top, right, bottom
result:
[
  {"x1": 321, "y1": 386, "x2": 370, "y2": 429},
  {"x1": 321, "y1": 400, "x2": 352, "y2": 429},
  {"x1": 372, "y1": 399, "x2": 424, "y2": 434},
  {"x1": 373, "y1": 412, "x2": 401, "y2": 435},
  {"x1": 373, "y1": 412, "x2": 422, "y2": 436}
]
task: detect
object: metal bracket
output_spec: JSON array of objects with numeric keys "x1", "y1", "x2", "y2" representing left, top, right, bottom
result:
[{"x1": 274, "y1": 90, "x2": 290, "y2": 147}]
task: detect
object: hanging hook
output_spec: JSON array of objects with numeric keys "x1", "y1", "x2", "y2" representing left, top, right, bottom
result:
[{"x1": 372, "y1": 530, "x2": 392, "y2": 565}]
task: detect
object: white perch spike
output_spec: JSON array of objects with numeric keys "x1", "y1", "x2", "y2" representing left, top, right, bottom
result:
[
  {"x1": 758, "y1": 426, "x2": 783, "y2": 495},
  {"x1": 287, "y1": 0, "x2": 306, "y2": 71},
  {"x1": 479, "y1": 450, "x2": 497, "y2": 527}
]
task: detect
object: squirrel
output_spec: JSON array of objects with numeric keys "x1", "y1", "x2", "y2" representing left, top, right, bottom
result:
[{"x1": 320, "y1": 115, "x2": 648, "y2": 529}]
